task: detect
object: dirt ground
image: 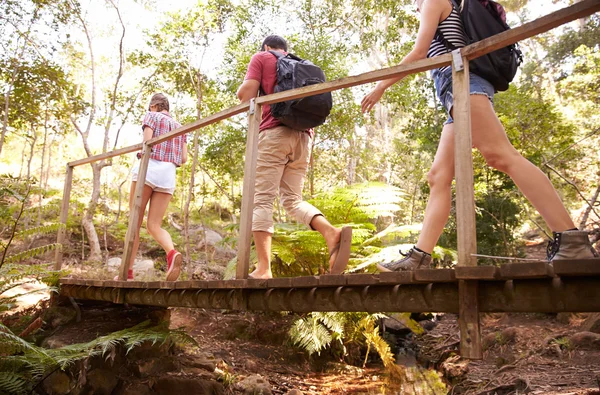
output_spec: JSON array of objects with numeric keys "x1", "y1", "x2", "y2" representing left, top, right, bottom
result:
[{"x1": 166, "y1": 307, "x2": 600, "y2": 394}]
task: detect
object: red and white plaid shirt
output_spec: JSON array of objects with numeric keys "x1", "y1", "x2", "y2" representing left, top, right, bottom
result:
[{"x1": 142, "y1": 112, "x2": 186, "y2": 167}]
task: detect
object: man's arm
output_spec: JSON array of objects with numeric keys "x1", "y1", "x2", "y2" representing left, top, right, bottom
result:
[{"x1": 236, "y1": 79, "x2": 260, "y2": 102}]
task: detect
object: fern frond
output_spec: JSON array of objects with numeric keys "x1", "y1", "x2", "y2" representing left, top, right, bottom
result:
[
  {"x1": 0, "y1": 324, "x2": 50, "y2": 358},
  {"x1": 15, "y1": 223, "x2": 65, "y2": 240},
  {"x1": 289, "y1": 315, "x2": 333, "y2": 356},
  {"x1": 0, "y1": 371, "x2": 29, "y2": 395},
  {"x1": 3, "y1": 243, "x2": 62, "y2": 265}
]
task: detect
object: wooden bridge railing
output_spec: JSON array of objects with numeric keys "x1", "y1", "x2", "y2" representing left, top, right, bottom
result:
[{"x1": 55, "y1": 0, "x2": 600, "y2": 359}]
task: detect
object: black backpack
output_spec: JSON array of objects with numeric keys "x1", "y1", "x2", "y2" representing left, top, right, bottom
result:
[
  {"x1": 435, "y1": 0, "x2": 523, "y2": 91},
  {"x1": 266, "y1": 50, "x2": 333, "y2": 131}
]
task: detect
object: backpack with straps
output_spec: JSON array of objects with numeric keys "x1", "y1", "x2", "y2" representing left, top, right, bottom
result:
[
  {"x1": 266, "y1": 50, "x2": 333, "y2": 131},
  {"x1": 436, "y1": 0, "x2": 523, "y2": 91}
]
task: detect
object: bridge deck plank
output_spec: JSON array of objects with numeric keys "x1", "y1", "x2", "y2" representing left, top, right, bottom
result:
[{"x1": 553, "y1": 259, "x2": 600, "y2": 276}]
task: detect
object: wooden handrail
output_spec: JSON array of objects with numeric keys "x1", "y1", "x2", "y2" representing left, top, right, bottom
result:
[{"x1": 68, "y1": 143, "x2": 142, "y2": 167}]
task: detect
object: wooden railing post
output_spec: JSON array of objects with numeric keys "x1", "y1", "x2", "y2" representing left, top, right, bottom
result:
[
  {"x1": 452, "y1": 49, "x2": 482, "y2": 359},
  {"x1": 55, "y1": 164, "x2": 74, "y2": 270},
  {"x1": 119, "y1": 143, "x2": 151, "y2": 281},
  {"x1": 236, "y1": 99, "x2": 261, "y2": 279}
]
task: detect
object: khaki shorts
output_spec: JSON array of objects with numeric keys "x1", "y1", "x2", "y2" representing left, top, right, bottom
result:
[{"x1": 252, "y1": 125, "x2": 322, "y2": 233}]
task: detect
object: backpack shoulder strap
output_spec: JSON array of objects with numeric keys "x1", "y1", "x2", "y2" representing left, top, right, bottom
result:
[
  {"x1": 435, "y1": 0, "x2": 465, "y2": 51},
  {"x1": 268, "y1": 50, "x2": 284, "y2": 59}
]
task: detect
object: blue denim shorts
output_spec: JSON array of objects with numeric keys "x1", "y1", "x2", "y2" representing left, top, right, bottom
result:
[{"x1": 432, "y1": 67, "x2": 495, "y2": 125}]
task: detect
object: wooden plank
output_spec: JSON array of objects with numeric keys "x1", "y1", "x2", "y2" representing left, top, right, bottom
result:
[
  {"x1": 455, "y1": 266, "x2": 500, "y2": 280},
  {"x1": 55, "y1": 165, "x2": 73, "y2": 270},
  {"x1": 500, "y1": 261, "x2": 553, "y2": 279},
  {"x1": 377, "y1": 271, "x2": 415, "y2": 284},
  {"x1": 414, "y1": 269, "x2": 457, "y2": 283},
  {"x1": 256, "y1": 54, "x2": 452, "y2": 106},
  {"x1": 318, "y1": 275, "x2": 347, "y2": 287},
  {"x1": 291, "y1": 276, "x2": 320, "y2": 288},
  {"x1": 123, "y1": 281, "x2": 147, "y2": 289},
  {"x1": 463, "y1": 0, "x2": 600, "y2": 62},
  {"x1": 553, "y1": 259, "x2": 600, "y2": 276},
  {"x1": 175, "y1": 281, "x2": 196, "y2": 289},
  {"x1": 346, "y1": 274, "x2": 380, "y2": 286},
  {"x1": 206, "y1": 280, "x2": 233, "y2": 289},
  {"x1": 68, "y1": 143, "x2": 142, "y2": 167},
  {"x1": 246, "y1": 278, "x2": 269, "y2": 288},
  {"x1": 452, "y1": 55, "x2": 477, "y2": 267},
  {"x1": 452, "y1": 55, "x2": 481, "y2": 360},
  {"x1": 459, "y1": 280, "x2": 482, "y2": 359},
  {"x1": 148, "y1": 102, "x2": 249, "y2": 146},
  {"x1": 266, "y1": 277, "x2": 294, "y2": 288},
  {"x1": 119, "y1": 144, "x2": 151, "y2": 281},
  {"x1": 236, "y1": 100, "x2": 261, "y2": 280}
]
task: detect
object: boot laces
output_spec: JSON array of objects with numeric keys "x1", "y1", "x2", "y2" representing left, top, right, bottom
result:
[{"x1": 546, "y1": 232, "x2": 561, "y2": 260}]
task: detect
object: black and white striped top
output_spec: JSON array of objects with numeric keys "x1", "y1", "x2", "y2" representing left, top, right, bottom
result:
[{"x1": 427, "y1": 2, "x2": 468, "y2": 72}]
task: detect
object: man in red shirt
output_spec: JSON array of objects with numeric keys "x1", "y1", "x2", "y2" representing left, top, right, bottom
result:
[{"x1": 237, "y1": 35, "x2": 351, "y2": 279}]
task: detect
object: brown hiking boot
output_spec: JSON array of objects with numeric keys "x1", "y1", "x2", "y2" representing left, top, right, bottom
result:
[
  {"x1": 377, "y1": 247, "x2": 433, "y2": 272},
  {"x1": 547, "y1": 230, "x2": 599, "y2": 261}
]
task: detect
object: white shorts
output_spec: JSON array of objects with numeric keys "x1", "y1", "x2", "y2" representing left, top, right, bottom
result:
[{"x1": 132, "y1": 158, "x2": 177, "y2": 195}]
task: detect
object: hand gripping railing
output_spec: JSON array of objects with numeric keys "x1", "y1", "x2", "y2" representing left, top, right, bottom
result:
[{"x1": 55, "y1": 0, "x2": 600, "y2": 359}]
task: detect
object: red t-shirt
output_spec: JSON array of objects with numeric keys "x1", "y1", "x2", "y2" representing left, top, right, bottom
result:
[{"x1": 244, "y1": 51, "x2": 283, "y2": 132}]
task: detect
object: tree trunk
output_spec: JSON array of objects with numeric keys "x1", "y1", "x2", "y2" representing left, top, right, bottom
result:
[
  {"x1": 38, "y1": 108, "x2": 49, "y2": 226},
  {"x1": 580, "y1": 183, "x2": 600, "y2": 229},
  {"x1": 82, "y1": 163, "x2": 103, "y2": 262}
]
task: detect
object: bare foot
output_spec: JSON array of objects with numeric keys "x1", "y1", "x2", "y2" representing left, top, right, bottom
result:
[{"x1": 248, "y1": 269, "x2": 272, "y2": 279}]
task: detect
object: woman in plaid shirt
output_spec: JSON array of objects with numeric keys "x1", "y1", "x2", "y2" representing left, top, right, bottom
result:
[{"x1": 119, "y1": 93, "x2": 187, "y2": 281}]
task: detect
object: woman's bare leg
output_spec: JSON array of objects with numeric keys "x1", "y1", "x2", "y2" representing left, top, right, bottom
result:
[
  {"x1": 146, "y1": 191, "x2": 175, "y2": 253},
  {"x1": 414, "y1": 124, "x2": 456, "y2": 253},
  {"x1": 470, "y1": 95, "x2": 575, "y2": 232}
]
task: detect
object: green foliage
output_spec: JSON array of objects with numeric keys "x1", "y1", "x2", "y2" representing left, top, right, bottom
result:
[
  {"x1": 0, "y1": 263, "x2": 64, "y2": 313},
  {"x1": 289, "y1": 312, "x2": 345, "y2": 356},
  {"x1": 0, "y1": 320, "x2": 197, "y2": 394},
  {"x1": 289, "y1": 312, "x2": 406, "y2": 378}
]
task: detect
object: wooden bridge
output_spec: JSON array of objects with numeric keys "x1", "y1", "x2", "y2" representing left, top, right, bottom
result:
[{"x1": 55, "y1": 0, "x2": 600, "y2": 360}]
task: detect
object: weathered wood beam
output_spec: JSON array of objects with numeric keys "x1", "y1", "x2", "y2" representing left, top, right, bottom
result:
[
  {"x1": 236, "y1": 100, "x2": 261, "y2": 279},
  {"x1": 68, "y1": 143, "x2": 142, "y2": 168},
  {"x1": 55, "y1": 165, "x2": 74, "y2": 270},
  {"x1": 119, "y1": 144, "x2": 151, "y2": 281},
  {"x1": 147, "y1": 102, "x2": 250, "y2": 146},
  {"x1": 59, "y1": 277, "x2": 600, "y2": 313}
]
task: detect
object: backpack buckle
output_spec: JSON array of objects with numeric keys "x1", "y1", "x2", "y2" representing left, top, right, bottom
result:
[{"x1": 451, "y1": 49, "x2": 464, "y2": 71}]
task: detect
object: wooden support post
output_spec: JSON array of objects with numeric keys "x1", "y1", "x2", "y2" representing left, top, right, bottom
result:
[
  {"x1": 236, "y1": 99, "x2": 261, "y2": 279},
  {"x1": 55, "y1": 165, "x2": 74, "y2": 270},
  {"x1": 119, "y1": 143, "x2": 151, "y2": 281},
  {"x1": 452, "y1": 50, "x2": 482, "y2": 359}
]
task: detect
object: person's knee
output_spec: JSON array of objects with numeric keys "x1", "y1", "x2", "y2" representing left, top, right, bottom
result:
[
  {"x1": 280, "y1": 194, "x2": 302, "y2": 213},
  {"x1": 427, "y1": 166, "x2": 453, "y2": 189},
  {"x1": 146, "y1": 220, "x2": 161, "y2": 237},
  {"x1": 480, "y1": 148, "x2": 519, "y2": 173}
]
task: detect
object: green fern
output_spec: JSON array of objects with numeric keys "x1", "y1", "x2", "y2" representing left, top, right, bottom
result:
[
  {"x1": 15, "y1": 223, "x2": 65, "y2": 240},
  {"x1": 0, "y1": 372, "x2": 29, "y2": 395},
  {"x1": 0, "y1": 320, "x2": 197, "y2": 394},
  {"x1": 3, "y1": 243, "x2": 62, "y2": 265}
]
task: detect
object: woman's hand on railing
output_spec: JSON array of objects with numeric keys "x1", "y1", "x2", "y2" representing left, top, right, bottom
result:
[{"x1": 361, "y1": 85, "x2": 386, "y2": 113}]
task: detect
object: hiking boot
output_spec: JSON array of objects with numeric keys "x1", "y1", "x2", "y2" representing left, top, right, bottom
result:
[
  {"x1": 547, "y1": 230, "x2": 598, "y2": 261},
  {"x1": 377, "y1": 247, "x2": 433, "y2": 272}
]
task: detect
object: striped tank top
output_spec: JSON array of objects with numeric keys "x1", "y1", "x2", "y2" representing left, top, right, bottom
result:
[{"x1": 427, "y1": 2, "x2": 468, "y2": 72}]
